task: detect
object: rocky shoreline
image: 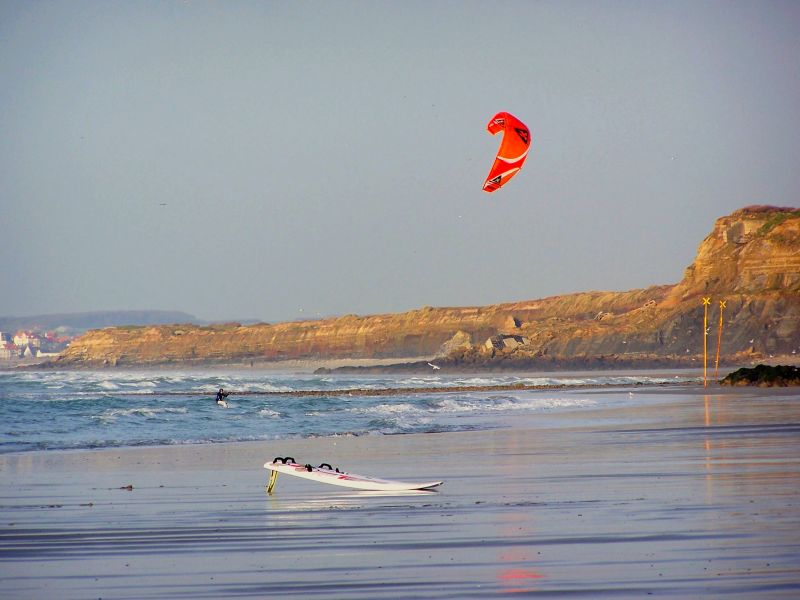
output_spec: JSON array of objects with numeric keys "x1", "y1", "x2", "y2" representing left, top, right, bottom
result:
[
  {"x1": 315, "y1": 354, "x2": 710, "y2": 374},
  {"x1": 721, "y1": 364, "x2": 800, "y2": 387}
]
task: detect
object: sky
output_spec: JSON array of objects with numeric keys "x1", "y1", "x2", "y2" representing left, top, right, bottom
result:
[{"x1": 2, "y1": 1, "x2": 799, "y2": 323}]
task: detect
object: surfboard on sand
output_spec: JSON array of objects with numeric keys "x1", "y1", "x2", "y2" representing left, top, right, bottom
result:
[{"x1": 264, "y1": 457, "x2": 443, "y2": 492}]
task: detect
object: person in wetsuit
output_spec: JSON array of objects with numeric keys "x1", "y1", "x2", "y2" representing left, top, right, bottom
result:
[{"x1": 216, "y1": 388, "x2": 229, "y2": 406}]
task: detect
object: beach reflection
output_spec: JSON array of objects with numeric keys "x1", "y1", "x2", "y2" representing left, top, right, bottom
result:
[
  {"x1": 704, "y1": 394, "x2": 714, "y2": 504},
  {"x1": 496, "y1": 511, "x2": 543, "y2": 594},
  {"x1": 498, "y1": 564, "x2": 544, "y2": 594},
  {"x1": 498, "y1": 544, "x2": 543, "y2": 594},
  {"x1": 494, "y1": 429, "x2": 544, "y2": 594},
  {"x1": 701, "y1": 393, "x2": 799, "y2": 472}
]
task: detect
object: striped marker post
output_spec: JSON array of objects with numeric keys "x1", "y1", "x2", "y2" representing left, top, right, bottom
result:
[
  {"x1": 702, "y1": 297, "x2": 711, "y2": 388},
  {"x1": 714, "y1": 300, "x2": 726, "y2": 381}
]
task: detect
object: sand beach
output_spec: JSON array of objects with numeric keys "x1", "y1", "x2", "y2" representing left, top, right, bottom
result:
[{"x1": 1, "y1": 384, "x2": 799, "y2": 598}]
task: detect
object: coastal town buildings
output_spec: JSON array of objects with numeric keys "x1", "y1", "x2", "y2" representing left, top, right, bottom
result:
[
  {"x1": 0, "y1": 329, "x2": 72, "y2": 361},
  {"x1": 13, "y1": 331, "x2": 41, "y2": 348}
]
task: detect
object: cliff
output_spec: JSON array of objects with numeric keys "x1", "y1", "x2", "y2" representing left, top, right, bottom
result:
[{"x1": 51, "y1": 206, "x2": 800, "y2": 369}]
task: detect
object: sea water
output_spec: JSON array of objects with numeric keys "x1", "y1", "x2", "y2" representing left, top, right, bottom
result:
[{"x1": 0, "y1": 370, "x2": 693, "y2": 453}]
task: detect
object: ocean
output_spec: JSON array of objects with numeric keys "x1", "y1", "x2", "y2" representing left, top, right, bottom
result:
[{"x1": 0, "y1": 369, "x2": 695, "y2": 454}]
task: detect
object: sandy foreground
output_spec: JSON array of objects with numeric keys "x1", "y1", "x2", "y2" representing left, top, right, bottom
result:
[{"x1": 1, "y1": 385, "x2": 799, "y2": 599}]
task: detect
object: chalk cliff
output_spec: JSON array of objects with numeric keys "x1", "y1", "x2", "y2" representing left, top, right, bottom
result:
[{"x1": 51, "y1": 206, "x2": 800, "y2": 369}]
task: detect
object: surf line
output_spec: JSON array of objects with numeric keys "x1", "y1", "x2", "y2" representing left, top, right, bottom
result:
[{"x1": 124, "y1": 380, "x2": 695, "y2": 398}]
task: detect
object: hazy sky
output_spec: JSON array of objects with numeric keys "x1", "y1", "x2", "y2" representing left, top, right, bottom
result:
[{"x1": 2, "y1": 1, "x2": 799, "y2": 323}]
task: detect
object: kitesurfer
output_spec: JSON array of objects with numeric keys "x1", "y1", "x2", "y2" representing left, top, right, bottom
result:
[{"x1": 216, "y1": 388, "x2": 229, "y2": 407}]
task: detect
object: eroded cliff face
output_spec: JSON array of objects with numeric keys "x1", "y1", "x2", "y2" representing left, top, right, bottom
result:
[
  {"x1": 52, "y1": 206, "x2": 800, "y2": 368},
  {"x1": 506, "y1": 206, "x2": 800, "y2": 360},
  {"x1": 669, "y1": 205, "x2": 800, "y2": 299}
]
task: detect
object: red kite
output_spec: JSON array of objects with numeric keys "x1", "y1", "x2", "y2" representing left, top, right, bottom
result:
[{"x1": 483, "y1": 112, "x2": 531, "y2": 193}]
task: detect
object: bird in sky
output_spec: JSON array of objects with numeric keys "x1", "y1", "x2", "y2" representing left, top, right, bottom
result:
[{"x1": 427, "y1": 362, "x2": 441, "y2": 370}]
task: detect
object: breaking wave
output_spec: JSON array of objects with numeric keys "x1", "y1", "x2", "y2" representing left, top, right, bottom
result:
[{"x1": 0, "y1": 369, "x2": 697, "y2": 453}]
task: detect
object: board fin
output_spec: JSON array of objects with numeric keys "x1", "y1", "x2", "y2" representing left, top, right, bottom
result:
[{"x1": 267, "y1": 469, "x2": 279, "y2": 494}]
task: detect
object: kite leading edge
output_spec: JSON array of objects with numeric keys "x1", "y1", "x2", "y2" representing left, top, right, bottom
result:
[{"x1": 482, "y1": 112, "x2": 531, "y2": 193}]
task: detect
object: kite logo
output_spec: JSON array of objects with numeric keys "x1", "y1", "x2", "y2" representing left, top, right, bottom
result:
[
  {"x1": 515, "y1": 128, "x2": 530, "y2": 146},
  {"x1": 489, "y1": 175, "x2": 502, "y2": 186}
]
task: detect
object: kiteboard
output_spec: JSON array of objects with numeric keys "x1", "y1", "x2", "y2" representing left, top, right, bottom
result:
[{"x1": 264, "y1": 457, "x2": 443, "y2": 493}]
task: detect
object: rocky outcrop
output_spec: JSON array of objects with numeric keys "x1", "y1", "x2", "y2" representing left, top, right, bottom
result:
[
  {"x1": 50, "y1": 206, "x2": 800, "y2": 368},
  {"x1": 721, "y1": 364, "x2": 800, "y2": 387}
]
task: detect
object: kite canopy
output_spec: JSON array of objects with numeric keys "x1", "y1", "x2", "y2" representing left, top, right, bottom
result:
[{"x1": 482, "y1": 112, "x2": 531, "y2": 193}]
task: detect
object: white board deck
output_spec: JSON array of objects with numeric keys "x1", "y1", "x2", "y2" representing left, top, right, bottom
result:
[{"x1": 264, "y1": 460, "x2": 443, "y2": 492}]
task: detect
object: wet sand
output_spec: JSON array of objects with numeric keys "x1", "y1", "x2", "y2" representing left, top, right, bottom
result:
[{"x1": 1, "y1": 385, "x2": 799, "y2": 598}]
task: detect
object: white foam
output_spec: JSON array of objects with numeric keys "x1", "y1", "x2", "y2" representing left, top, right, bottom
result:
[
  {"x1": 348, "y1": 395, "x2": 597, "y2": 419},
  {"x1": 352, "y1": 402, "x2": 423, "y2": 416},
  {"x1": 243, "y1": 382, "x2": 294, "y2": 393},
  {"x1": 93, "y1": 406, "x2": 188, "y2": 423},
  {"x1": 120, "y1": 380, "x2": 157, "y2": 388}
]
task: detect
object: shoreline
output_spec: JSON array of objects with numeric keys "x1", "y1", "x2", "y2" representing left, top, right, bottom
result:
[
  {"x1": 14, "y1": 353, "x2": 800, "y2": 373},
  {"x1": 133, "y1": 378, "x2": 701, "y2": 398},
  {"x1": 2, "y1": 384, "x2": 799, "y2": 598}
]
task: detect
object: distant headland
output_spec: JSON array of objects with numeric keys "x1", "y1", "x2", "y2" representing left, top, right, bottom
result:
[{"x1": 32, "y1": 206, "x2": 800, "y2": 371}]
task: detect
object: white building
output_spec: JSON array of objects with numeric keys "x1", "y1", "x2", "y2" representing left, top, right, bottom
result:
[{"x1": 14, "y1": 331, "x2": 41, "y2": 348}]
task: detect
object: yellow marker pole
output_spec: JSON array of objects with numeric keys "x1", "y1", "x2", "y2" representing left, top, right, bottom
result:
[
  {"x1": 714, "y1": 300, "x2": 726, "y2": 381},
  {"x1": 702, "y1": 297, "x2": 711, "y2": 388}
]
